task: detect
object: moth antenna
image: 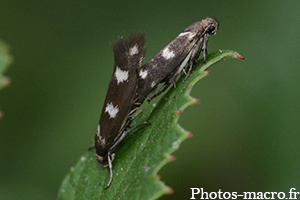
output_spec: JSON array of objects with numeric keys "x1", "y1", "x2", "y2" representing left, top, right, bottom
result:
[
  {"x1": 87, "y1": 145, "x2": 95, "y2": 151},
  {"x1": 105, "y1": 153, "x2": 113, "y2": 189},
  {"x1": 212, "y1": 16, "x2": 219, "y2": 29}
]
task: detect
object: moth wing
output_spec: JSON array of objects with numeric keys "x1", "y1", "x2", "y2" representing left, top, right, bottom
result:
[
  {"x1": 136, "y1": 33, "x2": 198, "y2": 104},
  {"x1": 98, "y1": 33, "x2": 146, "y2": 150}
]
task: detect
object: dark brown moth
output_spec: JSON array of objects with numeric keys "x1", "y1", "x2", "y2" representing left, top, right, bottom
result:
[
  {"x1": 135, "y1": 17, "x2": 219, "y2": 104},
  {"x1": 94, "y1": 33, "x2": 148, "y2": 189}
]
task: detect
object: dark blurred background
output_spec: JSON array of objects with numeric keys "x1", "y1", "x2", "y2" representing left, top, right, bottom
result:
[{"x1": 1, "y1": 1, "x2": 300, "y2": 199}]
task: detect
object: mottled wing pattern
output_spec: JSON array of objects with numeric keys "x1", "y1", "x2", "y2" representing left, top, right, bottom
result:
[
  {"x1": 96, "y1": 33, "x2": 146, "y2": 155},
  {"x1": 136, "y1": 29, "x2": 198, "y2": 104},
  {"x1": 135, "y1": 18, "x2": 218, "y2": 104}
]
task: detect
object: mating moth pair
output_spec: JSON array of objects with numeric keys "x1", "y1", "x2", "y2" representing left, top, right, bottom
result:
[{"x1": 93, "y1": 17, "x2": 219, "y2": 189}]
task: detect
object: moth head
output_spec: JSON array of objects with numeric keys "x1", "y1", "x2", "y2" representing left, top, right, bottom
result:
[
  {"x1": 94, "y1": 128, "x2": 110, "y2": 165},
  {"x1": 95, "y1": 152, "x2": 115, "y2": 166},
  {"x1": 95, "y1": 153, "x2": 107, "y2": 165},
  {"x1": 204, "y1": 17, "x2": 219, "y2": 36}
]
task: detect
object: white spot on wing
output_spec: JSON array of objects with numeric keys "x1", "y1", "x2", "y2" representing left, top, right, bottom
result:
[
  {"x1": 179, "y1": 32, "x2": 190, "y2": 37},
  {"x1": 129, "y1": 44, "x2": 139, "y2": 56},
  {"x1": 105, "y1": 102, "x2": 119, "y2": 118},
  {"x1": 139, "y1": 69, "x2": 148, "y2": 79},
  {"x1": 178, "y1": 31, "x2": 195, "y2": 40},
  {"x1": 115, "y1": 67, "x2": 129, "y2": 84},
  {"x1": 96, "y1": 124, "x2": 101, "y2": 137},
  {"x1": 162, "y1": 47, "x2": 175, "y2": 59},
  {"x1": 99, "y1": 136, "x2": 105, "y2": 146},
  {"x1": 151, "y1": 81, "x2": 156, "y2": 88}
]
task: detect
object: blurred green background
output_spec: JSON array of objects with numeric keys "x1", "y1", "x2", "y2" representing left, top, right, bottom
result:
[{"x1": 1, "y1": 0, "x2": 300, "y2": 199}]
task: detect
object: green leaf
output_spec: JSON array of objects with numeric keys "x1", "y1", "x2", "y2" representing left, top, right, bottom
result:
[
  {"x1": 0, "y1": 39, "x2": 12, "y2": 119},
  {"x1": 0, "y1": 39, "x2": 12, "y2": 90},
  {"x1": 58, "y1": 50, "x2": 244, "y2": 200}
]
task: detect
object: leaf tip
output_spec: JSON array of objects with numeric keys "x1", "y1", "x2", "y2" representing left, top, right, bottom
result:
[
  {"x1": 193, "y1": 99, "x2": 200, "y2": 104},
  {"x1": 235, "y1": 53, "x2": 245, "y2": 60},
  {"x1": 175, "y1": 110, "x2": 182, "y2": 116},
  {"x1": 168, "y1": 155, "x2": 176, "y2": 161},
  {"x1": 186, "y1": 131, "x2": 194, "y2": 137},
  {"x1": 167, "y1": 187, "x2": 174, "y2": 194}
]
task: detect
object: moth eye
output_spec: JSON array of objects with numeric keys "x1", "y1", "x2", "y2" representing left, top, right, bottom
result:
[{"x1": 207, "y1": 25, "x2": 215, "y2": 33}]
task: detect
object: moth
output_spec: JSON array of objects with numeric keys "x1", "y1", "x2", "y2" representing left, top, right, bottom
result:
[
  {"x1": 94, "y1": 33, "x2": 149, "y2": 189},
  {"x1": 135, "y1": 17, "x2": 219, "y2": 104}
]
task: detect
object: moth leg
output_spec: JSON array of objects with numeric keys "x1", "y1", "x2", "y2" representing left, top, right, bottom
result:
[
  {"x1": 127, "y1": 121, "x2": 151, "y2": 137},
  {"x1": 130, "y1": 97, "x2": 143, "y2": 116},
  {"x1": 129, "y1": 106, "x2": 139, "y2": 116},
  {"x1": 148, "y1": 82, "x2": 171, "y2": 102},
  {"x1": 110, "y1": 122, "x2": 151, "y2": 151},
  {"x1": 119, "y1": 108, "x2": 142, "y2": 134},
  {"x1": 130, "y1": 108, "x2": 144, "y2": 120},
  {"x1": 183, "y1": 59, "x2": 194, "y2": 82},
  {"x1": 172, "y1": 81, "x2": 177, "y2": 88},
  {"x1": 126, "y1": 109, "x2": 145, "y2": 134},
  {"x1": 203, "y1": 48, "x2": 207, "y2": 63},
  {"x1": 202, "y1": 34, "x2": 209, "y2": 63}
]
